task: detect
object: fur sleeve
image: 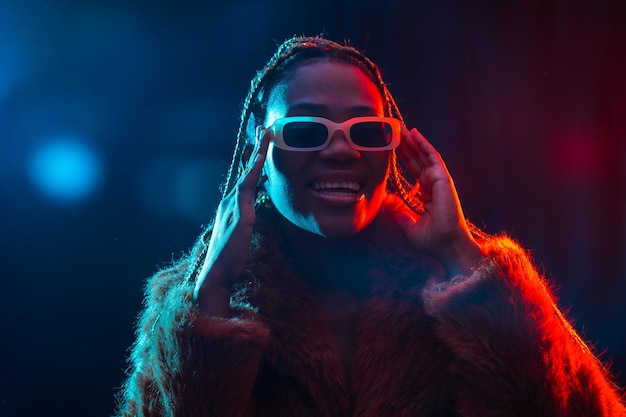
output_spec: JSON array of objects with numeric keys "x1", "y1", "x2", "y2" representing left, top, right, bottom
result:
[
  {"x1": 422, "y1": 234, "x2": 626, "y2": 417},
  {"x1": 113, "y1": 258, "x2": 270, "y2": 417}
]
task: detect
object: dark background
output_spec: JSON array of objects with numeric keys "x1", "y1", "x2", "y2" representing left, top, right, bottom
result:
[{"x1": 1, "y1": 1, "x2": 625, "y2": 416}]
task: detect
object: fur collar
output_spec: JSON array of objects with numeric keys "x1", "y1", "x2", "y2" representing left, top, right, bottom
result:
[{"x1": 229, "y1": 201, "x2": 456, "y2": 416}]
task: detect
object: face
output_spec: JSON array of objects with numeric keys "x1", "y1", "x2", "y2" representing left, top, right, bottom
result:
[{"x1": 262, "y1": 59, "x2": 391, "y2": 237}]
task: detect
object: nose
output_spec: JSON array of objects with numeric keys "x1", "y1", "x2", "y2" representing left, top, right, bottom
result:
[{"x1": 318, "y1": 129, "x2": 361, "y2": 162}]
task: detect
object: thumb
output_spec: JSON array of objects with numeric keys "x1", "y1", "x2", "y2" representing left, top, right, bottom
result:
[{"x1": 382, "y1": 193, "x2": 419, "y2": 232}]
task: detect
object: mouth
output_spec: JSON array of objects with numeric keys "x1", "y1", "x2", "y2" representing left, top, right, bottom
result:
[
  {"x1": 311, "y1": 180, "x2": 361, "y2": 196},
  {"x1": 309, "y1": 180, "x2": 364, "y2": 206}
]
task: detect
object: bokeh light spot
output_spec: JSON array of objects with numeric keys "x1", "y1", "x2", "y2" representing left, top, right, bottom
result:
[
  {"x1": 137, "y1": 157, "x2": 224, "y2": 223},
  {"x1": 29, "y1": 137, "x2": 103, "y2": 203}
]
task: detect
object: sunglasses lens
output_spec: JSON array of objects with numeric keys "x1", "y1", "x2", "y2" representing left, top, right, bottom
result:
[
  {"x1": 283, "y1": 122, "x2": 328, "y2": 148},
  {"x1": 350, "y1": 122, "x2": 393, "y2": 148}
]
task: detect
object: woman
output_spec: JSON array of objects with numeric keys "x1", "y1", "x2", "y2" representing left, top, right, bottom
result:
[{"x1": 114, "y1": 36, "x2": 625, "y2": 416}]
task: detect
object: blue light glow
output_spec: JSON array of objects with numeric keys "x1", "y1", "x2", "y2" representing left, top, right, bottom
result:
[{"x1": 29, "y1": 137, "x2": 103, "y2": 203}]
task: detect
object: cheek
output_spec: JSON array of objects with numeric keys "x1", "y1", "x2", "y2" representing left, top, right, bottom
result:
[
  {"x1": 370, "y1": 152, "x2": 392, "y2": 184},
  {"x1": 264, "y1": 148, "x2": 308, "y2": 194},
  {"x1": 268, "y1": 147, "x2": 292, "y2": 174}
]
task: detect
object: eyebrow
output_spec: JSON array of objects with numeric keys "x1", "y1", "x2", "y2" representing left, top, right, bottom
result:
[{"x1": 287, "y1": 103, "x2": 380, "y2": 116}]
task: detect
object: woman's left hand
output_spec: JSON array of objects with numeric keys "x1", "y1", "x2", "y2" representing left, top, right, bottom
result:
[{"x1": 392, "y1": 126, "x2": 484, "y2": 276}]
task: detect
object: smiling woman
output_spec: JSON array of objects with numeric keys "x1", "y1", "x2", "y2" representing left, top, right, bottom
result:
[
  {"x1": 113, "y1": 36, "x2": 626, "y2": 417},
  {"x1": 263, "y1": 61, "x2": 393, "y2": 237}
]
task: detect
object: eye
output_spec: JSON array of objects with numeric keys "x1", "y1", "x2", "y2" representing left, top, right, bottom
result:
[
  {"x1": 283, "y1": 122, "x2": 328, "y2": 148},
  {"x1": 350, "y1": 122, "x2": 393, "y2": 147}
]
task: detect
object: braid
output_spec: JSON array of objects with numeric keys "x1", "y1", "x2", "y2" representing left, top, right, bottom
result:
[
  {"x1": 222, "y1": 40, "x2": 305, "y2": 197},
  {"x1": 222, "y1": 35, "x2": 424, "y2": 214}
]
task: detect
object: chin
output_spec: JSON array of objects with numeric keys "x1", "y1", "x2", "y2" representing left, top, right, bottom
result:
[
  {"x1": 276, "y1": 204, "x2": 378, "y2": 239},
  {"x1": 284, "y1": 215, "x2": 363, "y2": 238},
  {"x1": 310, "y1": 205, "x2": 381, "y2": 238},
  {"x1": 315, "y1": 217, "x2": 372, "y2": 238},
  {"x1": 318, "y1": 226, "x2": 359, "y2": 238}
]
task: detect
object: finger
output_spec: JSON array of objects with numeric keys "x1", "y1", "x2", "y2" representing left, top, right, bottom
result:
[
  {"x1": 410, "y1": 128, "x2": 449, "y2": 174},
  {"x1": 398, "y1": 127, "x2": 428, "y2": 175},
  {"x1": 408, "y1": 128, "x2": 433, "y2": 167},
  {"x1": 239, "y1": 128, "x2": 269, "y2": 190},
  {"x1": 404, "y1": 129, "x2": 454, "y2": 184},
  {"x1": 240, "y1": 126, "x2": 267, "y2": 172},
  {"x1": 397, "y1": 127, "x2": 417, "y2": 164},
  {"x1": 257, "y1": 126, "x2": 271, "y2": 159}
]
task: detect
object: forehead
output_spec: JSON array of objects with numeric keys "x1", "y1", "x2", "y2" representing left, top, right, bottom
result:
[{"x1": 266, "y1": 59, "x2": 385, "y2": 122}]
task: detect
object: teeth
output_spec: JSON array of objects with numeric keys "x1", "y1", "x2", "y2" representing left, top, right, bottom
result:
[{"x1": 313, "y1": 181, "x2": 360, "y2": 192}]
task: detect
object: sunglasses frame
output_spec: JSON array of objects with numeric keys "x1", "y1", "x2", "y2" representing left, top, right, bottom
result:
[{"x1": 268, "y1": 116, "x2": 401, "y2": 151}]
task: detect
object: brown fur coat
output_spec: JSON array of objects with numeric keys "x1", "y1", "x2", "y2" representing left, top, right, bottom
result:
[{"x1": 114, "y1": 202, "x2": 625, "y2": 416}]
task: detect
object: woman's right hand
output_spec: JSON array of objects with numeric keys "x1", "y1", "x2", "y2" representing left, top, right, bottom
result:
[{"x1": 193, "y1": 128, "x2": 270, "y2": 317}]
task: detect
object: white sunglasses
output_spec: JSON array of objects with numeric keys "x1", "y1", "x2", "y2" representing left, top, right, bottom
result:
[{"x1": 267, "y1": 116, "x2": 401, "y2": 151}]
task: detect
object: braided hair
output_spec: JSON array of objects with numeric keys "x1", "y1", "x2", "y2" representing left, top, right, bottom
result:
[{"x1": 223, "y1": 35, "x2": 424, "y2": 215}]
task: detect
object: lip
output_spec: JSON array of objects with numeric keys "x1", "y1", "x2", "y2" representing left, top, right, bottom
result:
[
  {"x1": 309, "y1": 171, "x2": 365, "y2": 185},
  {"x1": 306, "y1": 171, "x2": 367, "y2": 206},
  {"x1": 310, "y1": 188, "x2": 365, "y2": 206}
]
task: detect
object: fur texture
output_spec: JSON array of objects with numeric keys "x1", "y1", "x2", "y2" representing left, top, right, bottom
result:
[{"x1": 114, "y1": 203, "x2": 625, "y2": 416}]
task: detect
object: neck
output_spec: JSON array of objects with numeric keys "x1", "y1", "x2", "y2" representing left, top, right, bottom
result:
[{"x1": 277, "y1": 216, "x2": 373, "y2": 297}]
